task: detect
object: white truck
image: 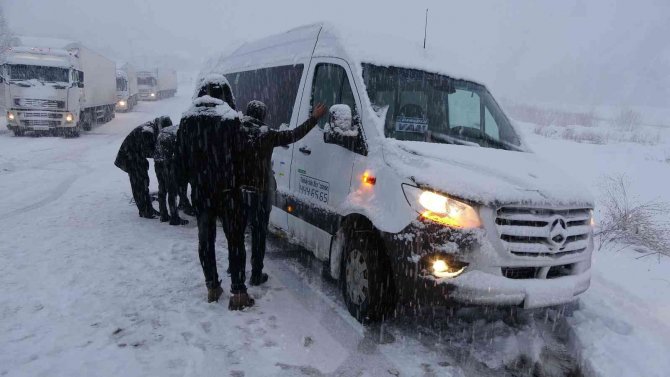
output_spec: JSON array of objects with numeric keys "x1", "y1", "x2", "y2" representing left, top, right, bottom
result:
[
  {"x1": 137, "y1": 67, "x2": 177, "y2": 101},
  {"x1": 115, "y1": 62, "x2": 138, "y2": 112},
  {"x1": 1, "y1": 37, "x2": 116, "y2": 137}
]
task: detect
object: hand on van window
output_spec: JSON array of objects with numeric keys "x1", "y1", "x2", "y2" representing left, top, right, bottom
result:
[{"x1": 312, "y1": 103, "x2": 327, "y2": 120}]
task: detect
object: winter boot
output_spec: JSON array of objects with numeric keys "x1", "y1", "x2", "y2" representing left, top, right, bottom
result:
[
  {"x1": 228, "y1": 292, "x2": 255, "y2": 311},
  {"x1": 249, "y1": 273, "x2": 269, "y2": 286},
  {"x1": 140, "y1": 210, "x2": 157, "y2": 219},
  {"x1": 207, "y1": 286, "x2": 224, "y2": 303},
  {"x1": 169, "y1": 217, "x2": 189, "y2": 226},
  {"x1": 160, "y1": 213, "x2": 170, "y2": 222}
]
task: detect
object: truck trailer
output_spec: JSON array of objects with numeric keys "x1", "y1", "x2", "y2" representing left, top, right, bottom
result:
[
  {"x1": 2, "y1": 36, "x2": 117, "y2": 137},
  {"x1": 115, "y1": 62, "x2": 138, "y2": 112},
  {"x1": 137, "y1": 67, "x2": 177, "y2": 101}
]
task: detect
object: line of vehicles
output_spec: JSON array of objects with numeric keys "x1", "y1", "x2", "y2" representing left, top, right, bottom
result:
[{"x1": 1, "y1": 36, "x2": 177, "y2": 137}]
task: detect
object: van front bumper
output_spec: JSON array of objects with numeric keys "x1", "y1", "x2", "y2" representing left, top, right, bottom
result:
[{"x1": 380, "y1": 220, "x2": 592, "y2": 308}]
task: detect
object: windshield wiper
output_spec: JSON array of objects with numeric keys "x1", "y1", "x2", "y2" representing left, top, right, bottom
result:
[{"x1": 449, "y1": 126, "x2": 520, "y2": 151}]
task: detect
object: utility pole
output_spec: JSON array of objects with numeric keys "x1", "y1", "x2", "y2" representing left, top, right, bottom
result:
[{"x1": 423, "y1": 8, "x2": 429, "y2": 49}]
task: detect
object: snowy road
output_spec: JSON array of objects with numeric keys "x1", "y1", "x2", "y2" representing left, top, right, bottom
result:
[{"x1": 1, "y1": 92, "x2": 669, "y2": 377}]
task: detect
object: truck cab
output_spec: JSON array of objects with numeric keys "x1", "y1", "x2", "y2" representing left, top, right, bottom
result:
[
  {"x1": 137, "y1": 71, "x2": 158, "y2": 101},
  {"x1": 3, "y1": 47, "x2": 82, "y2": 136}
]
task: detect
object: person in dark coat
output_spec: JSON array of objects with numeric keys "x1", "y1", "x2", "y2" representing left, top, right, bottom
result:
[
  {"x1": 240, "y1": 100, "x2": 327, "y2": 285},
  {"x1": 154, "y1": 117, "x2": 189, "y2": 226},
  {"x1": 177, "y1": 74, "x2": 254, "y2": 309},
  {"x1": 115, "y1": 118, "x2": 163, "y2": 218}
]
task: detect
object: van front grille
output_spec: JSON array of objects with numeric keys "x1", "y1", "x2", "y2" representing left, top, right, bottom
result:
[{"x1": 496, "y1": 207, "x2": 592, "y2": 258}]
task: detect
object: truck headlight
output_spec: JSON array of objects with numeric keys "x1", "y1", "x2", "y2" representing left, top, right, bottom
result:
[
  {"x1": 65, "y1": 113, "x2": 74, "y2": 123},
  {"x1": 150, "y1": 93, "x2": 156, "y2": 97},
  {"x1": 7, "y1": 111, "x2": 15, "y2": 121},
  {"x1": 402, "y1": 184, "x2": 481, "y2": 228},
  {"x1": 118, "y1": 100, "x2": 126, "y2": 107}
]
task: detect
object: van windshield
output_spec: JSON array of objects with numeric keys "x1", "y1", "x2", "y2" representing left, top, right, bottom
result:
[
  {"x1": 362, "y1": 64, "x2": 521, "y2": 150},
  {"x1": 8, "y1": 64, "x2": 69, "y2": 83}
]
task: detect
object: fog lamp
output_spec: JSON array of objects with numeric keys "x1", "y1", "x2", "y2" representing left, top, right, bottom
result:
[
  {"x1": 432, "y1": 258, "x2": 466, "y2": 278},
  {"x1": 65, "y1": 113, "x2": 74, "y2": 123}
]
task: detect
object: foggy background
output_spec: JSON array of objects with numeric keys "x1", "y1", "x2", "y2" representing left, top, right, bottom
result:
[{"x1": 3, "y1": 0, "x2": 668, "y2": 109}]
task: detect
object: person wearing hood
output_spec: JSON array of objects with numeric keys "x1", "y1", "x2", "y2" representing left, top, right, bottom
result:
[
  {"x1": 154, "y1": 116, "x2": 189, "y2": 226},
  {"x1": 114, "y1": 117, "x2": 169, "y2": 218},
  {"x1": 177, "y1": 74, "x2": 254, "y2": 310},
  {"x1": 239, "y1": 100, "x2": 327, "y2": 286}
]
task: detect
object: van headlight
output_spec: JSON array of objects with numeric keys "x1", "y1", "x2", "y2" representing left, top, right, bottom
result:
[{"x1": 402, "y1": 184, "x2": 481, "y2": 228}]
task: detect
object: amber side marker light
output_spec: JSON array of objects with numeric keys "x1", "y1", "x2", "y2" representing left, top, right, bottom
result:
[{"x1": 362, "y1": 171, "x2": 376, "y2": 185}]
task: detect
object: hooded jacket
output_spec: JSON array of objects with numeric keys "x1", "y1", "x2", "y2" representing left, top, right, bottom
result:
[
  {"x1": 239, "y1": 115, "x2": 319, "y2": 191},
  {"x1": 114, "y1": 122, "x2": 157, "y2": 173},
  {"x1": 177, "y1": 94, "x2": 243, "y2": 210}
]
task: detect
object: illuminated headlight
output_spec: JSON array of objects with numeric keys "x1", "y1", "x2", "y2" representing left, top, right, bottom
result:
[
  {"x1": 150, "y1": 93, "x2": 156, "y2": 97},
  {"x1": 432, "y1": 258, "x2": 466, "y2": 278},
  {"x1": 402, "y1": 185, "x2": 481, "y2": 228},
  {"x1": 118, "y1": 100, "x2": 127, "y2": 107},
  {"x1": 65, "y1": 113, "x2": 74, "y2": 123},
  {"x1": 7, "y1": 111, "x2": 15, "y2": 121}
]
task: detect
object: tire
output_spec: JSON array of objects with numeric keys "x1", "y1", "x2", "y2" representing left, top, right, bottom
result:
[
  {"x1": 341, "y1": 228, "x2": 396, "y2": 323},
  {"x1": 13, "y1": 129, "x2": 25, "y2": 137}
]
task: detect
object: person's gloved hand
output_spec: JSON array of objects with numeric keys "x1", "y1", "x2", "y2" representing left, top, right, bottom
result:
[{"x1": 311, "y1": 103, "x2": 327, "y2": 120}]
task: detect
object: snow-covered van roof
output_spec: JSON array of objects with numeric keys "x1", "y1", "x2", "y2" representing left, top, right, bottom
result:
[{"x1": 217, "y1": 22, "x2": 484, "y2": 86}]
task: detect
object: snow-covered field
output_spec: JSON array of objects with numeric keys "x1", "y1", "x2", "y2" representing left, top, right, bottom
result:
[{"x1": 1, "y1": 92, "x2": 669, "y2": 377}]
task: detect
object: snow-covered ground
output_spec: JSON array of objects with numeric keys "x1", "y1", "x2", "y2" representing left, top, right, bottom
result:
[{"x1": 1, "y1": 92, "x2": 669, "y2": 377}]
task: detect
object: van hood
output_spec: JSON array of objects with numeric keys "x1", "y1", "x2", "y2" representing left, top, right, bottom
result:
[{"x1": 382, "y1": 140, "x2": 594, "y2": 207}]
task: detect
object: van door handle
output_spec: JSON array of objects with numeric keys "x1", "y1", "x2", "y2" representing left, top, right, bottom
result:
[{"x1": 298, "y1": 146, "x2": 312, "y2": 155}]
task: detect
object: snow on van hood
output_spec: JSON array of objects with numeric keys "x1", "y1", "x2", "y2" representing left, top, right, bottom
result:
[{"x1": 383, "y1": 140, "x2": 594, "y2": 207}]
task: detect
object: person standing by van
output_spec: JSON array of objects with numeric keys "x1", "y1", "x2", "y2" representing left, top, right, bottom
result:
[
  {"x1": 177, "y1": 74, "x2": 254, "y2": 310},
  {"x1": 114, "y1": 118, "x2": 166, "y2": 219},
  {"x1": 154, "y1": 117, "x2": 189, "y2": 226},
  {"x1": 240, "y1": 100, "x2": 327, "y2": 285}
]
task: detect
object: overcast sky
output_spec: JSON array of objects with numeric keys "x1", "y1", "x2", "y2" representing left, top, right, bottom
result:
[{"x1": 3, "y1": 0, "x2": 669, "y2": 108}]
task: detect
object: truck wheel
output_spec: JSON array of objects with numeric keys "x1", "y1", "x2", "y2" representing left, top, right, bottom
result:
[
  {"x1": 13, "y1": 129, "x2": 25, "y2": 137},
  {"x1": 65, "y1": 125, "x2": 81, "y2": 138},
  {"x1": 341, "y1": 229, "x2": 396, "y2": 323}
]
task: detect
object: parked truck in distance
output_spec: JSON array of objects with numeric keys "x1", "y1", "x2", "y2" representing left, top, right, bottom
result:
[
  {"x1": 1, "y1": 36, "x2": 116, "y2": 137},
  {"x1": 137, "y1": 68, "x2": 177, "y2": 101},
  {"x1": 115, "y1": 63, "x2": 138, "y2": 112}
]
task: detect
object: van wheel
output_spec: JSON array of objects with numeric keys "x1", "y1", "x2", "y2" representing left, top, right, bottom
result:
[{"x1": 341, "y1": 230, "x2": 396, "y2": 323}]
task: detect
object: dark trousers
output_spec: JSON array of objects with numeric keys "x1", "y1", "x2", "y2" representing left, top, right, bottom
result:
[
  {"x1": 155, "y1": 161, "x2": 179, "y2": 221},
  {"x1": 128, "y1": 166, "x2": 152, "y2": 215},
  {"x1": 196, "y1": 191, "x2": 248, "y2": 293},
  {"x1": 244, "y1": 189, "x2": 271, "y2": 277}
]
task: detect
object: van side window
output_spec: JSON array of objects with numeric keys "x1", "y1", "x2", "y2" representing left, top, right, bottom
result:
[
  {"x1": 226, "y1": 64, "x2": 304, "y2": 129},
  {"x1": 311, "y1": 63, "x2": 357, "y2": 128}
]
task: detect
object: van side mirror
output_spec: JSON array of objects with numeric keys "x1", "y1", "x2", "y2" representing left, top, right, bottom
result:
[{"x1": 323, "y1": 104, "x2": 367, "y2": 155}]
